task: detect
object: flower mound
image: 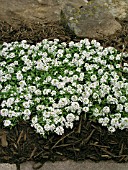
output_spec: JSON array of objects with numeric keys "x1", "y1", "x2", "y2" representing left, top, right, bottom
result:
[{"x1": 0, "y1": 39, "x2": 128, "y2": 137}]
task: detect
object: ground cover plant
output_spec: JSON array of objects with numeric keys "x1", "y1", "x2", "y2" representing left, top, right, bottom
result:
[
  {"x1": 0, "y1": 38, "x2": 128, "y2": 139},
  {"x1": 0, "y1": 18, "x2": 128, "y2": 165}
]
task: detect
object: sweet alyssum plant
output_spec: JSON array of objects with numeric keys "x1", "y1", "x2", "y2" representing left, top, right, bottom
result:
[{"x1": 0, "y1": 39, "x2": 128, "y2": 137}]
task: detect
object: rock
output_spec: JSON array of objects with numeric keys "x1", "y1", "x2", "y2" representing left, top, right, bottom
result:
[
  {"x1": 37, "y1": 0, "x2": 59, "y2": 6},
  {"x1": 33, "y1": 162, "x2": 43, "y2": 169},
  {"x1": 0, "y1": 164, "x2": 16, "y2": 170},
  {"x1": 97, "y1": 0, "x2": 128, "y2": 21},
  {"x1": 0, "y1": 0, "x2": 124, "y2": 39},
  {"x1": 0, "y1": 0, "x2": 61, "y2": 28},
  {"x1": 20, "y1": 160, "x2": 128, "y2": 170},
  {"x1": 20, "y1": 161, "x2": 34, "y2": 170},
  {"x1": 61, "y1": 0, "x2": 122, "y2": 38},
  {"x1": 38, "y1": 0, "x2": 128, "y2": 21}
]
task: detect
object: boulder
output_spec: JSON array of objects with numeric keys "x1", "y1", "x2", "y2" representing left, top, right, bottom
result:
[{"x1": 61, "y1": 0, "x2": 122, "y2": 38}]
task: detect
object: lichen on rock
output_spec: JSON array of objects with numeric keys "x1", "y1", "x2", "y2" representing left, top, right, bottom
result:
[{"x1": 61, "y1": 0, "x2": 122, "y2": 38}]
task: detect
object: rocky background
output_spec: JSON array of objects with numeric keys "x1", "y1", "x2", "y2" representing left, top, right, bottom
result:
[{"x1": 0, "y1": 0, "x2": 128, "y2": 50}]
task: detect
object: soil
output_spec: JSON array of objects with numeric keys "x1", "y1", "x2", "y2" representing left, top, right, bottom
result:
[
  {"x1": 0, "y1": 19, "x2": 128, "y2": 52},
  {"x1": 0, "y1": 7, "x2": 128, "y2": 165},
  {"x1": 0, "y1": 119, "x2": 128, "y2": 165}
]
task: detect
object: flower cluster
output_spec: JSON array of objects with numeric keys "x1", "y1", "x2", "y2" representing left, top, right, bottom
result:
[{"x1": 0, "y1": 39, "x2": 128, "y2": 136}]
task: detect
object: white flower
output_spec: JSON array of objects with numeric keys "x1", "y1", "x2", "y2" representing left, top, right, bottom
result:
[
  {"x1": 35, "y1": 124, "x2": 45, "y2": 135},
  {"x1": 49, "y1": 124, "x2": 56, "y2": 131},
  {"x1": 116, "y1": 64, "x2": 121, "y2": 68},
  {"x1": 120, "y1": 96, "x2": 127, "y2": 103},
  {"x1": 72, "y1": 82, "x2": 77, "y2": 87},
  {"x1": 1, "y1": 100, "x2": 6, "y2": 107},
  {"x1": 59, "y1": 98, "x2": 69, "y2": 107},
  {"x1": 98, "y1": 69, "x2": 103, "y2": 75},
  {"x1": 51, "y1": 79, "x2": 59, "y2": 86},
  {"x1": 80, "y1": 72, "x2": 84, "y2": 78},
  {"x1": 1, "y1": 109, "x2": 8, "y2": 116},
  {"x1": 124, "y1": 63, "x2": 128, "y2": 67},
  {"x1": 59, "y1": 90, "x2": 65, "y2": 94},
  {"x1": 107, "y1": 65, "x2": 114, "y2": 70},
  {"x1": 19, "y1": 80, "x2": 26, "y2": 87},
  {"x1": 46, "y1": 76, "x2": 52, "y2": 82},
  {"x1": 23, "y1": 102, "x2": 30, "y2": 108},
  {"x1": 44, "y1": 124, "x2": 51, "y2": 131},
  {"x1": 35, "y1": 89, "x2": 41, "y2": 96},
  {"x1": 43, "y1": 111, "x2": 51, "y2": 118},
  {"x1": 55, "y1": 126, "x2": 64, "y2": 135},
  {"x1": 23, "y1": 115, "x2": 30, "y2": 120},
  {"x1": 109, "y1": 55, "x2": 114, "y2": 60},
  {"x1": 116, "y1": 104, "x2": 123, "y2": 112},
  {"x1": 114, "y1": 113, "x2": 121, "y2": 119},
  {"x1": 125, "y1": 107, "x2": 128, "y2": 113},
  {"x1": 28, "y1": 86, "x2": 36, "y2": 93},
  {"x1": 116, "y1": 54, "x2": 121, "y2": 60},
  {"x1": 123, "y1": 67, "x2": 128, "y2": 72},
  {"x1": 31, "y1": 116, "x2": 38, "y2": 124},
  {"x1": 102, "y1": 117, "x2": 109, "y2": 126},
  {"x1": 3, "y1": 120, "x2": 11, "y2": 127},
  {"x1": 120, "y1": 118, "x2": 128, "y2": 128},
  {"x1": 73, "y1": 74, "x2": 78, "y2": 80},
  {"x1": 111, "y1": 118, "x2": 119, "y2": 128},
  {"x1": 8, "y1": 110, "x2": 17, "y2": 117},
  {"x1": 83, "y1": 98, "x2": 89, "y2": 105},
  {"x1": 4, "y1": 85, "x2": 11, "y2": 91},
  {"x1": 5, "y1": 74, "x2": 11, "y2": 80},
  {"x1": 90, "y1": 75, "x2": 97, "y2": 81},
  {"x1": 114, "y1": 91, "x2": 122, "y2": 98},
  {"x1": 6, "y1": 98, "x2": 15, "y2": 107},
  {"x1": 69, "y1": 71, "x2": 74, "y2": 75},
  {"x1": 7, "y1": 67, "x2": 14, "y2": 73},
  {"x1": 108, "y1": 126, "x2": 116, "y2": 133},
  {"x1": 69, "y1": 41, "x2": 75, "y2": 47},
  {"x1": 102, "y1": 106, "x2": 110, "y2": 114},
  {"x1": 93, "y1": 108, "x2": 101, "y2": 117},
  {"x1": 51, "y1": 90, "x2": 56, "y2": 96},
  {"x1": 93, "y1": 93, "x2": 99, "y2": 99},
  {"x1": 14, "y1": 61, "x2": 18, "y2": 65},
  {"x1": 36, "y1": 105, "x2": 45, "y2": 111},
  {"x1": 100, "y1": 60, "x2": 107, "y2": 66},
  {"x1": 76, "y1": 67, "x2": 81, "y2": 72},
  {"x1": 66, "y1": 113, "x2": 75, "y2": 122},
  {"x1": 71, "y1": 95, "x2": 78, "y2": 102},
  {"x1": 57, "y1": 82, "x2": 65, "y2": 89},
  {"x1": 24, "y1": 94, "x2": 32, "y2": 100},
  {"x1": 66, "y1": 53, "x2": 72, "y2": 58},
  {"x1": 43, "y1": 89, "x2": 49, "y2": 95},
  {"x1": 71, "y1": 102, "x2": 80, "y2": 109},
  {"x1": 23, "y1": 109, "x2": 31, "y2": 116},
  {"x1": 83, "y1": 107, "x2": 89, "y2": 112},
  {"x1": 98, "y1": 118, "x2": 104, "y2": 124},
  {"x1": 65, "y1": 122, "x2": 73, "y2": 129}
]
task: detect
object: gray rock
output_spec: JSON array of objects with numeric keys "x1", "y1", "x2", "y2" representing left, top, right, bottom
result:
[
  {"x1": 61, "y1": 0, "x2": 122, "y2": 38},
  {"x1": 20, "y1": 161, "x2": 34, "y2": 170},
  {"x1": 0, "y1": 164, "x2": 16, "y2": 170},
  {"x1": 37, "y1": 0, "x2": 59, "y2": 6},
  {"x1": 97, "y1": 0, "x2": 128, "y2": 21},
  {"x1": 0, "y1": 0, "x2": 61, "y2": 27},
  {"x1": 0, "y1": 0, "x2": 124, "y2": 38},
  {"x1": 20, "y1": 160, "x2": 128, "y2": 170}
]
